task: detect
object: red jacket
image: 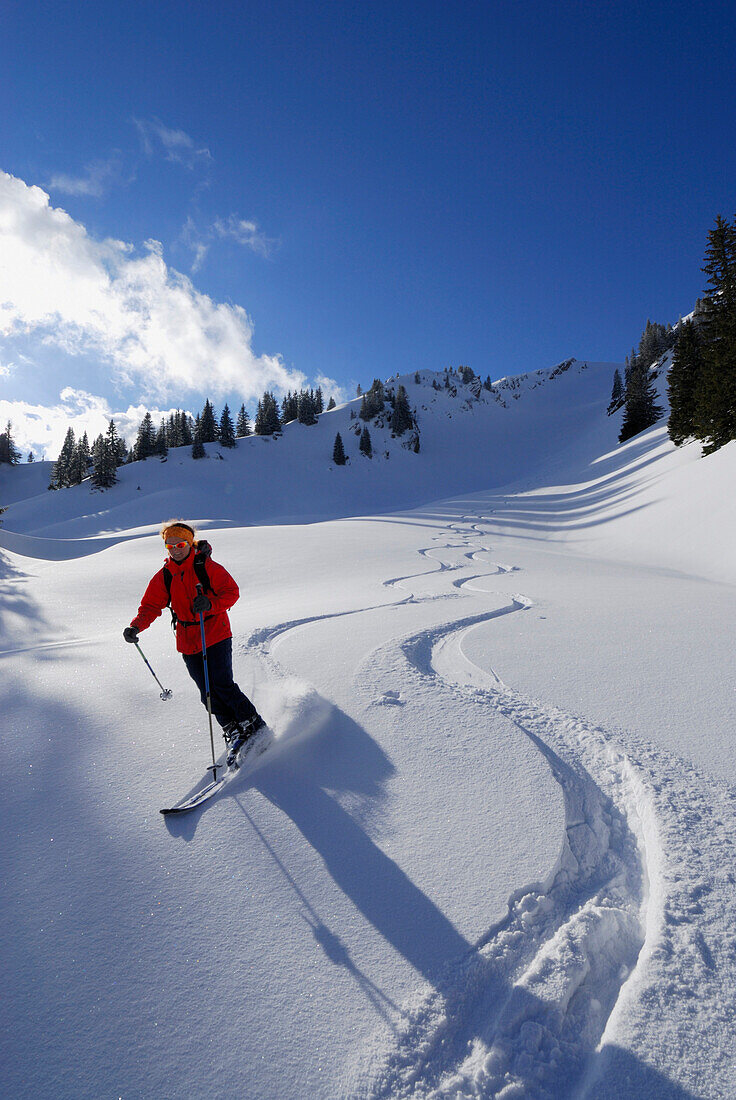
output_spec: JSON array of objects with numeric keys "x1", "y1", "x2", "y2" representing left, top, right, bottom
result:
[{"x1": 131, "y1": 545, "x2": 239, "y2": 655}]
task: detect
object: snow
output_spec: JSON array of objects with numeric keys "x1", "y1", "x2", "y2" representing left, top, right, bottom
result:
[{"x1": 1, "y1": 361, "x2": 735, "y2": 1098}]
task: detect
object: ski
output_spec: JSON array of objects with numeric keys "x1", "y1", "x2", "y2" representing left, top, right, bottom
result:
[
  {"x1": 160, "y1": 727, "x2": 274, "y2": 815},
  {"x1": 160, "y1": 773, "x2": 230, "y2": 815}
]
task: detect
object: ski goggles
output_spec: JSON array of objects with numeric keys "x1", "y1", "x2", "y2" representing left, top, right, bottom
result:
[{"x1": 166, "y1": 540, "x2": 190, "y2": 550}]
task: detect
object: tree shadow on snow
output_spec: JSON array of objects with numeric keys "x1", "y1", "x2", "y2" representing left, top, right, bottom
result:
[
  {"x1": 405, "y1": 430, "x2": 672, "y2": 543},
  {"x1": 0, "y1": 548, "x2": 48, "y2": 647}
]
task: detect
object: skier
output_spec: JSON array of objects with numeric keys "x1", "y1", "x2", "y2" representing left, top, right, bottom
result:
[{"x1": 123, "y1": 521, "x2": 264, "y2": 762}]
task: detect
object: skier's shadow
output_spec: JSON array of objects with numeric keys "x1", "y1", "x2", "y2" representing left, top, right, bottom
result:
[
  {"x1": 233, "y1": 792, "x2": 401, "y2": 1034},
  {"x1": 244, "y1": 705, "x2": 472, "y2": 988}
]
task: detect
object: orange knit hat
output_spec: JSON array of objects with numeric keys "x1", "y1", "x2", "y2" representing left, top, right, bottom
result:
[{"x1": 162, "y1": 522, "x2": 195, "y2": 546}]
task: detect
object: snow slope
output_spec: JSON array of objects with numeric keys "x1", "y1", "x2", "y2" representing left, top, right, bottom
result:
[
  {"x1": 1, "y1": 359, "x2": 735, "y2": 1098},
  {"x1": 0, "y1": 360, "x2": 621, "y2": 537}
]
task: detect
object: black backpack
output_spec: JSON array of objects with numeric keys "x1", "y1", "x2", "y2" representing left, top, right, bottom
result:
[{"x1": 162, "y1": 541, "x2": 213, "y2": 630}]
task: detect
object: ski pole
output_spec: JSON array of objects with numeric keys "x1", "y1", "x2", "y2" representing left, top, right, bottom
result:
[
  {"x1": 133, "y1": 641, "x2": 173, "y2": 701},
  {"x1": 196, "y1": 584, "x2": 218, "y2": 781}
]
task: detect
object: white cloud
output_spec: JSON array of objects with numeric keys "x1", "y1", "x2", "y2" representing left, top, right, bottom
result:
[
  {"x1": 181, "y1": 213, "x2": 278, "y2": 272},
  {"x1": 47, "y1": 154, "x2": 127, "y2": 198},
  {"x1": 180, "y1": 215, "x2": 211, "y2": 273},
  {"x1": 0, "y1": 388, "x2": 189, "y2": 459},
  {"x1": 314, "y1": 374, "x2": 348, "y2": 406},
  {"x1": 213, "y1": 215, "x2": 278, "y2": 259},
  {"x1": 133, "y1": 117, "x2": 212, "y2": 170},
  {"x1": 0, "y1": 171, "x2": 305, "y2": 403}
]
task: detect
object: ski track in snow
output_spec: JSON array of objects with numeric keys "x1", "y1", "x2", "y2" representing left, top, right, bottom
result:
[{"x1": 243, "y1": 513, "x2": 735, "y2": 1098}]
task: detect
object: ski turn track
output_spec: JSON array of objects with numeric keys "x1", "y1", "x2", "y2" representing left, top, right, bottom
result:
[
  {"x1": 350, "y1": 516, "x2": 736, "y2": 1099},
  {"x1": 244, "y1": 514, "x2": 736, "y2": 1097}
]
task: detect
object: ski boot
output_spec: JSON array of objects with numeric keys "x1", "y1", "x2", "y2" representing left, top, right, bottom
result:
[{"x1": 226, "y1": 715, "x2": 266, "y2": 768}]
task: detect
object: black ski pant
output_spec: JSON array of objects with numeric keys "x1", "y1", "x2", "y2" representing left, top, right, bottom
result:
[{"x1": 182, "y1": 637, "x2": 258, "y2": 730}]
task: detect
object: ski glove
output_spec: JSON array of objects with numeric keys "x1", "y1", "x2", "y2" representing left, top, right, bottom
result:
[
  {"x1": 192, "y1": 593, "x2": 212, "y2": 614},
  {"x1": 123, "y1": 626, "x2": 139, "y2": 643}
]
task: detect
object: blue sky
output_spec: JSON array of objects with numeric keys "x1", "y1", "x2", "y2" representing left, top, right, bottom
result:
[{"x1": 1, "y1": 0, "x2": 735, "y2": 456}]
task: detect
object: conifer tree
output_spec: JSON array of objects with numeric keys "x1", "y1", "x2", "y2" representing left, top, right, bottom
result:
[
  {"x1": 200, "y1": 399, "x2": 219, "y2": 443},
  {"x1": 359, "y1": 380, "x2": 386, "y2": 421},
  {"x1": 192, "y1": 427, "x2": 206, "y2": 459},
  {"x1": 390, "y1": 385, "x2": 413, "y2": 435},
  {"x1": 69, "y1": 433, "x2": 91, "y2": 484},
  {"x1": 134, "y1": 412, "x2": 156, "y2": 460},
  {"x1": 50, "y1": 427, "x2": 77, "y2": 489},
  {"x1": 106, "y1": 419, "x2": 127, "y2": 466},
  {"x1": 332, "y1": 432, "x2": 347, "y2": 465},
  {"x1": 91, "y1": 433, "x2": 117, "y2": 488},
  {"x1": 315, "y1": 386, "x2": 324, "y2": 414},
  {"x1": 638, "y1": 320, "x2": 671, "y2": 368},
  {"x1": 608, "y1": 369, "x2": 625, "y2": 414},
  {"x1": 281, "y1": 391, "x2": 297, "y2": 423},
  {"x1": 0, "y1": 421, "x2": 21, "y2": 465},
  {"x1": 266, "y1": 393, "x2": 282, "y2": 433},
  {"x1": 359, "y1": 426, "x2": 372, "y2": 457},
  {"x1": 668, "y1": 320, "x2": 703, "y2": 445},
  {"x1": 167, "y1": 412, "x2": 181, "y2": 448},
  {"x1": 327, "y1": 396, "x2": 336, "y2": 411},
  {"x1": 692, "y1": 214, "x2": 736, "y2": 454},
  {"x1": 369, "y1": 379, "x2": 385, "y2": 413},
  {"x1": 219, "y1": 403, "x2": 236, "y2": 447},
  {"x1": 619, "y1": 356, "x2": 663, "y2": 443},
  {"x1": 27, "y1": 452, "x2": 34, "y2": 463},
  {"x1": 254, "y1": 392, "x2": 282, "y2": 435},
  {"x1": 298, "y1": 391, "x2": 317, "y2": 425},
  {"x1": 236, "y1": 404, "x2": 251, "y2": 437},
  {"x1": 155, "y1": 420, "x2": 168, "y2": 457}
]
